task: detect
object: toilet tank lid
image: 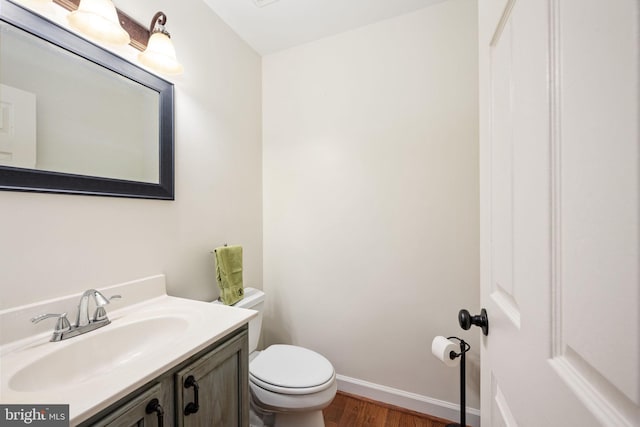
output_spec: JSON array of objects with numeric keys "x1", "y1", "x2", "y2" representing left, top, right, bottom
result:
[{"x1": 212, "y1": 287, "x2": 264, "y2": 309}]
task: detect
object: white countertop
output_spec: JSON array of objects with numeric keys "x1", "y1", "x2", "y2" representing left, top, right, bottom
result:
[{"x1": 0, "y1": 276, "x2": 256, "y2": 425}]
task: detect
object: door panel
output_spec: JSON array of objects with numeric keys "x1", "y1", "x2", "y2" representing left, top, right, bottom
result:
[
  {"x1": 480, "y1": 0, "x2": 640, "y2": 425},
  {"x1": 548, "y1": 0, "x2": 640, "y2": 420},
  {"x1": 489, "y1": 10, "x2": 518, "y2": 328},
  {"x1": 491, "y1": 377, "x2": 518, "y2": 427},
  {"x1": 0, "y1": 84, "x2": 36, "y2": 168},
  {"x1": 92, "y1": 383, "x2": 169, "y2": 427},
  {"x1": 176, "y1": 332, "x2": 249, "y2": 427}
]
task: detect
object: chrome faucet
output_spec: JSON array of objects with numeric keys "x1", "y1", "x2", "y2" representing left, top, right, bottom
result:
[
  {"x1": 77, "y1": 289, "x2": 110, "y2": 327},
  {"x1": 32, "y1": 289, "x2": 121, "y2": 342}
]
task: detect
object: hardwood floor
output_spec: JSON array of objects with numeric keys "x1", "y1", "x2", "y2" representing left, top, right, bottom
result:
[{"x1": 323, "y1": 392, "x2": 455, "y2": 427}]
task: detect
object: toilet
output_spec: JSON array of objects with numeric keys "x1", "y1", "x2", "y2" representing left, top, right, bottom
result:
[{"x1": 213, "y1": 288, "x2": 337, "y2": 427}]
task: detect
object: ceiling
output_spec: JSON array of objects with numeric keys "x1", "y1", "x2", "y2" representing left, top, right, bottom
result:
[{"x1": 202, "y1": 0, "x2": 448, "y2": 55}]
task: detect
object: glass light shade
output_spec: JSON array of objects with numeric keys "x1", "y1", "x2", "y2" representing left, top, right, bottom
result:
[
  {"x1": 139, "y1": 32, "x2": 184, "y2": 76},
  {"x1": 67, "y1": 0, "x2": 130, "y2": 45}
]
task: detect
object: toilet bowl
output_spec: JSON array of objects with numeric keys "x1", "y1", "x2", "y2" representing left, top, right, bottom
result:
[{"x1": 213, "y1": 288, "x2": 337, "y2": 427}]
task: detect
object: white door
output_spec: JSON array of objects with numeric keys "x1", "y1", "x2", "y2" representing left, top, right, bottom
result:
[
  {"x1": 479, "y1": 0, "x2": 639, "y2": 426},
  {"x1": 0, "y1": 83, "x2": 36, "y2": 169}
]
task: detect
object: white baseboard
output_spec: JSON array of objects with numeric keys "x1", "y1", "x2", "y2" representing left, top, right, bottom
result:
[{"x1": 336, "y1": 374, "x2": 481, "y2": 427}]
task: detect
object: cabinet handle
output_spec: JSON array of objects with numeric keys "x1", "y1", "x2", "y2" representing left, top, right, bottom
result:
[
  {"x1": 145, "y1": 398, "x2": 165, "y2": 427},
  {"x1": 184, "y1": 375, "x2": 200, "y2": 415}
]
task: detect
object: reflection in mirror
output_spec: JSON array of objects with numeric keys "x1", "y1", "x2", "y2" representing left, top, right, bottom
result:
[
  {"x1": 0, "y1": 0, "x2": 174, "y2": 199},
  {"x1": 1, "y1": 21, "x2": 160, "y2": 183}
]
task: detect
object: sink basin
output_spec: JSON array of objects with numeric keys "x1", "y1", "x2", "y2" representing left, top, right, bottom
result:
[
  {"x1": 9, "y1": 316, "x2": 189, "y2": 392},
  {"x1": 0, "y1": 282, "x2": 257, "y2": 426}
]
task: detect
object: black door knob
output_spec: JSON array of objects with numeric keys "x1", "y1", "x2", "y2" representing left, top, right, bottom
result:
[{"x1": 458, "y1": 308, "x2": 489, "y2": 336}]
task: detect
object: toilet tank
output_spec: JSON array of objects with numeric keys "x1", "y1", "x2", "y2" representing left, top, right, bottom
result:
[{"x1": 213, "y1": 287, "x2": 264, "y2": 353}]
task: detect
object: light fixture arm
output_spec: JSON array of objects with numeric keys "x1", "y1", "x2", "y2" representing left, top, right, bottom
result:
[
  {"x1": 139, "y1": 10, "x2": 184, "y2": 75},
  {"x1": 149, "y1": 11, "x2": 169, "y2": 36}
]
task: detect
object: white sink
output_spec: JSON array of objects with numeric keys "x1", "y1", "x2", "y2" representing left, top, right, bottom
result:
[
  {"x1": 9, "y1": 316, "x2": 189, "y2": 392},
  {"x1": 0, "y1": 283, "x2": 256, "y2": 425}
]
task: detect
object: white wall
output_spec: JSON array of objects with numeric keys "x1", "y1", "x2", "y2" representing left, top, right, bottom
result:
[
  {"x1": 263, "y1": 0, "x2": 480, "y2": 413},
  {"x1": 0, "y1": 0, "x2": 263, "y2": 309}
]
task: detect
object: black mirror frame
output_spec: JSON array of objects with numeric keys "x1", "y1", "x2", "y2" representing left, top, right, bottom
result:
[{"x1": 0, "y1": 0, "x2": 175, "y2": 200}]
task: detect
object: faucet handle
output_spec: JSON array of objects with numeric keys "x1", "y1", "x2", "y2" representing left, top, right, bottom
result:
[
  {"x1": 97, "y1": 293, "x2": 122, "y2": 306},
  {"x1": 92, "y1": 295, "x2": 122, "y2": 321},
  {"x1": 93, "y1": 306, "x2": 108, "y2": 322},
  {"x1": 31, "y1": 313, "x2": 71, "y2": 332},
  {"x1": 92, "y1": 290, "x2": 110, "y2": 306},
  {"x1": 91, "y1": 290, "x2": 121, "y2": 305}
]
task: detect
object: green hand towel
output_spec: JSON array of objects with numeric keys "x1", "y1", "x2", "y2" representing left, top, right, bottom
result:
[{"x1": 214, "y1": 245, "x2": 244, "y2": 305}]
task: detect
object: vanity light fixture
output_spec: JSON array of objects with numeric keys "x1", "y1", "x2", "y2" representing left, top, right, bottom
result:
[
  {"x1": 138, "y1": 12, "x2": 183, "y2": 76},
  {"x1": 67, "y1": 0, "x2": 130, "y2": 46}
]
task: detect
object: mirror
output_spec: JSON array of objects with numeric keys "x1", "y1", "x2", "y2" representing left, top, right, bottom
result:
[{"x1": 0, "y1": 0, "x2": 174, "y2": 199}]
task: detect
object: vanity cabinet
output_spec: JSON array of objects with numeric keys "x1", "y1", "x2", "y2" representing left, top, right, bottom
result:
[
  {"x1": 92, "y1": 382, "x2": 172, "y2": 427},
  {"x1": 81, "y1": 326, "x2": 248, "y2": 427},
  {"x1": 176, "y1": 329, "x2": 250, "y2": 427}
]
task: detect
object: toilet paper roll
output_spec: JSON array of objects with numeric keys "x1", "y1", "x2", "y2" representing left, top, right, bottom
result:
[{"x1": 431, "y1": 336, "x2": 460, "y2": 368}]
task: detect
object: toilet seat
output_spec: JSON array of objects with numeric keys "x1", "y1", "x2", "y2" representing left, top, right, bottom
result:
[{"x1": 250, "y1": 345, "x2": 335, "y2": 395}]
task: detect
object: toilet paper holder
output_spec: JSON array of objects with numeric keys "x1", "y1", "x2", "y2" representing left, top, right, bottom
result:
[
  {"x1": 446, "y1": 336, "x2": 470, "y2": 361},
  {"x1": 445, "y1": 336, "x2": 470, "y2": 427}
]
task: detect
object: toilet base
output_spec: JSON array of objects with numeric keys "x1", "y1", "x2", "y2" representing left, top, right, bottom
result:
[
  {"x1": 249, "y1": 407, "x2": 267, "y2": 427},
  {"x1": 250, "y1": 407, "x2": 325, "y2": 427},
  {"x1": 274, "y1": 410, "x2": 325, "y2": 427}
]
